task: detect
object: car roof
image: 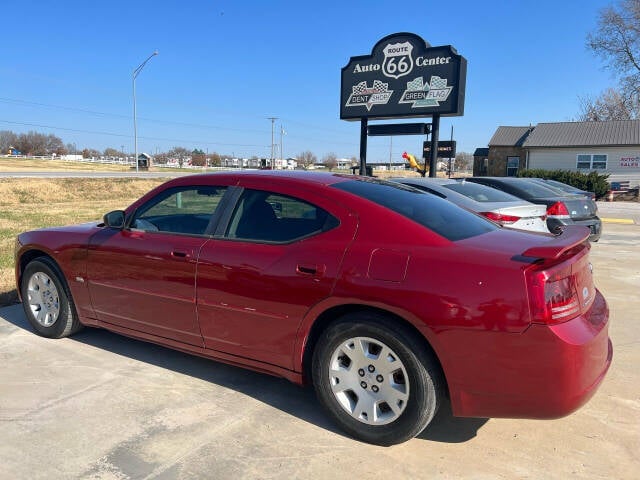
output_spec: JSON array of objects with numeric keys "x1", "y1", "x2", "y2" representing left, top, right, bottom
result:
[
  {"x1": 391, "y1": 177, "x2": 457, "y2": 186},
  {"x1": 187, "y1": 170, "x2": 349, "y2": 185}
]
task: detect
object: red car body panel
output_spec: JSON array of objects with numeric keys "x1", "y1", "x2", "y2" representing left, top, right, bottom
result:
[
  {"x1": 15, "y1": 171, "x2": 612, "y2": 420},
  {"x1": 86, "y1": 228, "x2": 206, "y2": 346}
]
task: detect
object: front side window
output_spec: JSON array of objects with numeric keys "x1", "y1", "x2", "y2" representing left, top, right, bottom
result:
[
  {"x1": 131, "y1": 186, "x2": 227, "y2": 235},
  {"x1": 226, "y1": 189, "x2": 337, "y2": 243}
]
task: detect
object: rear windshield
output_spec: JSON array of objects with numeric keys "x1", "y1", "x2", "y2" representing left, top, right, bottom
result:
[
  {"x1": 443, "y1": 181, "x2": 520, "y2": 202},
  {"x1": 506, "y1": 180, "x2": 562, "y2": 198},
  {"x1": 333, "y1": 178, "x2": 496, "y2": 241}
]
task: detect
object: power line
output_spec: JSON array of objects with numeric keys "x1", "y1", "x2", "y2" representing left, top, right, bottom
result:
[
  {"x1": 0, "y1": 120, "x2": 269, "y2": 148},
  {"x1": 0, "y1": 96, "x2": 359, "y2": 139},
  {"x1": 0, "y1": 97, "x2": 270, "y2": 135}
]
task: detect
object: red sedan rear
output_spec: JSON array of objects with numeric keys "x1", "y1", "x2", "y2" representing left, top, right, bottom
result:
[{"x1": 15, "y1": 171, "x2": 611, "y2": 445}]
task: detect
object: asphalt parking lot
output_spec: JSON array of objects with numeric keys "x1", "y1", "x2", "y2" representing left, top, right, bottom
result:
[{"x1": 1, "y1": 202, "x2": 639, "y2": 480}]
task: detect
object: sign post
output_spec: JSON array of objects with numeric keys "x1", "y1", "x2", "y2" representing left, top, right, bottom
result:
[
  {"x1": 341, "y1": 32, "x2": 466, "y2": 175},
  {"x1": 359, "y1": 118, "x2": 368, "y2": 176}
]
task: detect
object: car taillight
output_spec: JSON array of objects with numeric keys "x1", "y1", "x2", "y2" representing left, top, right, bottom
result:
[
  {"x1": 526, "y1": 264, "x2": 580, "y2": 325},
  {"x1": 546, "y1": 201, "x2": 570, "y2": 218},
  {"x1": 480, "y1": 212, "x2": 520, "y2": 225}
]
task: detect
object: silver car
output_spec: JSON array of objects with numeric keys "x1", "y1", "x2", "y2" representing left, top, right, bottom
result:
[{"x1": 393, "y1": 177, "x2": 550, "y2": 233}]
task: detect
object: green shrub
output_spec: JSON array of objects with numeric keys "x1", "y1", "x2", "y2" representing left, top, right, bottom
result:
[{"x1": 518, "y1": 169, "x2": 610, "y2": 199}]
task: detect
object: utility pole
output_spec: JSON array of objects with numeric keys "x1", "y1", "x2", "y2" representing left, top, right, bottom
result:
[
  {"x1": 268, "y1": 117, "x2": 278, "y2": 162},
  {"x1": 448, "y1": 124, "x2": 454, "y2": 178},
  {"x1": 389, "y1": 136, "x2": 393, "y2": 172},
  {"x1": 280, "y1": 125, "x2": 285, "y2": 163}
]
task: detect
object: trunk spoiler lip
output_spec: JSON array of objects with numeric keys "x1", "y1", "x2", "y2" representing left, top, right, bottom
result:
[{"x1": 522, "y1": 226, "x2": 591, "y2": 260}]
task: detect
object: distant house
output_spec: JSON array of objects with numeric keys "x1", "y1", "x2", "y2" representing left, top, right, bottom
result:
[
  {"x1": 472, "y1": 147, "x2": 489, "y2": 176},
  {"x1": 137, "y1": 152, "x2": 152, "y2": 168},
  {"x1": 475, "y1": 120, "x2": 640, "y2": 184},
  {"x1": 476, "y1": 126, "x2": 533, "y2": 177}
]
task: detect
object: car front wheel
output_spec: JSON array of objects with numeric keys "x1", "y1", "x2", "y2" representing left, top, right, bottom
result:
[
  {"x1": 21, "y1": 257, "x2": 82, "y2": 338},
  {"x1": 312, "y1": 313, "x2": 443, "y2": 445}
]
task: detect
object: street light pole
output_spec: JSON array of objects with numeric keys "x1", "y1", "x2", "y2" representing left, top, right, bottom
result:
[
  {"x1": 267, "y1": 117, "x2": 278, "y2": 164},
  {"x1": 133, "y1": 50, "x2": 158, "y2": 173},
  {"x1": 280, "y1": 124, "x2": 285, "y2": 165}
]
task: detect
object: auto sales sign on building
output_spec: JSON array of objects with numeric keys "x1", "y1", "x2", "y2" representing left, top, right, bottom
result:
[{"x1": 341, "y1": 32, "x2": 467, "y2": 120}]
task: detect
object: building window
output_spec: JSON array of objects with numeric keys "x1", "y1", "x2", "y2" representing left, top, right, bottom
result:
[
  {"x1": 577, "y1": 154, "x2": 607, "y2": 170},
  {"x1": 506, "y1": 157, "x2": 519, "y2": 176},
  {"x1": 592, "y1": 155, "x2": 607, "y2": 169}
]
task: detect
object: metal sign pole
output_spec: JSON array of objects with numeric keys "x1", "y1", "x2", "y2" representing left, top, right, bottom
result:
[
  {"x1": 428, "y1": 114, "x2": 440, "y2": 178},
  {"x1": 359, "y1": 117, "x2": 368, "y2": 176}
]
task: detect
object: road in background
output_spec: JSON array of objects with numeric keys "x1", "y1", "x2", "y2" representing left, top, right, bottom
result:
[{"x1": 0, "y1": 171, "x2": 195, "y2": 179}]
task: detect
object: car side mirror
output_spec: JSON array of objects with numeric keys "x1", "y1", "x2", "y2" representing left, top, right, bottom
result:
[{"x1": 103, "y1": 210, "x2": 125, "y2": 229}]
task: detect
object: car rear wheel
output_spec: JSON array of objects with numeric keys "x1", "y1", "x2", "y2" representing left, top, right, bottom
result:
[
  {"x1": 312, "y1": 313, "x2": 443, "y2": 445},
  {"x1": 21, "y1": 257, "x2": 82, "y2": 338}
]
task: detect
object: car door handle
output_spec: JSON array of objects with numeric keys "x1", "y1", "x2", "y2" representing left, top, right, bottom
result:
[
  {"x1": 171, "y1": 250, "x2": 188, "y2": 258},
  {"x1": 296, "y1": 264, "x2": 326, "y2": 276}
]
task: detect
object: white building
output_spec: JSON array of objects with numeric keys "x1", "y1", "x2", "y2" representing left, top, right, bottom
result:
[{"x1": 478, "y1": 120, "x2": 640, "y2": 186}]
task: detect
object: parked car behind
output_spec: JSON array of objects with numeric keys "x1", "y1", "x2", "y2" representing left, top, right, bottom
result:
[
  {"x1": 392, "y1": 177, "x2": 549, "y2": 233},
  {"x1": 464, "y1": 177, "x2": 602, "y2": 241},
  {"x1": 15, "y1": 171, "x2": 611, "y2": 445},
  {"x1": 531, "y1": 178, "x2": 596, "y2": 201}
]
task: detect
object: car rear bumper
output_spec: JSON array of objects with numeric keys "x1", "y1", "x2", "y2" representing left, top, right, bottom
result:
[
  {"x1": 547, "y1": 216, "x2": 602, "y2": 241},
  {"x1": 445, "y1": 290, "x2": 611, "y2": 419}
]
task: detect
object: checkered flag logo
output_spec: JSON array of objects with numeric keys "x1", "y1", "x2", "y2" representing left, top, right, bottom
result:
[
  {"x1": 372, "y1": 80, "x2": 389, "y2": 93},
  {"x1": 430, "y1": 76, "x2": 447, "y2": 89},
  {"x1": 406, "y1": 77, "x2": 424, "y2": 91},
  {"x1": 346, "y1": 80, "x2": 393, "y2": 110},
  {"x1": 352, "y1": 81, "x2": 368, "y2": 94}
]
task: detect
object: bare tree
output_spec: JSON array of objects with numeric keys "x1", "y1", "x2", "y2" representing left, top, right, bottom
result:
[
  {"x1": 0, "y1": 130, "x2": 18, "y2": 154},
  {"x1": 322, "y1": 152, "x2": 338, "y2": 171},
  {"x1": 104, "y1": 147, "x2": 122, "y2": 158},
  {"x1": 297, "y1": 150, "x2": 317, "y2": 170},
  {"x1": 81, "y1": 148, "x2": 101, "y2": 159},
  {"x1": 454, "y1": 152, "x2": 472, "y2": 172},
  {"x1": 167, "y1": 146, "x2": 191, "y2": 167},
  {"x1": 209, "y1": 152, "x2": 222, "y2": 167},
  {"x1": 13, "y1": 131, "x2": 65, "y2": 156},
  {"x1": 578, "y1": 88, "x2": 640, "y2": 120},
  {"x1": 585, "y1": 0, "x2": 640, "y2": 118}
]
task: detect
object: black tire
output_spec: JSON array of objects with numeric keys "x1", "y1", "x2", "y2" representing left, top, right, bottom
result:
[
  {"x1": 20, "y1": 257, "x2": 82, "y2": 338},
  {"x1": 312, "y1": 312, "x2": 443, "y2": 446}
]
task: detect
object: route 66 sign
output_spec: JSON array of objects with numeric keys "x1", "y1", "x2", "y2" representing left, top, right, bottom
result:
[
  {"x1": 341, "y1": 32, "x2": 467, "y2": 120},
  {"x1": 382, "y1": 42, "x2": 414, "y2": 79}
]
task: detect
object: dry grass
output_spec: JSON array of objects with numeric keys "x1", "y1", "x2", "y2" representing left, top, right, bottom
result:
[{"x1": 0, "y1": 178, "x2": 167, "y2": 305}]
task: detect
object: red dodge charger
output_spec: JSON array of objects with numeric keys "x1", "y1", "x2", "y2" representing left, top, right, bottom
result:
[{"x1": 15, "y1": 171, "x2": 612, "y2": 445}]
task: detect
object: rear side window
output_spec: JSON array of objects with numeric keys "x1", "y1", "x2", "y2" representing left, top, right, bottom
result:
[
  {"x1": 443, "y1": 181, "x2": 520, "y2": 202},
  {"x1": 333, "y1": 178, "x2": 496, "y2": 241},
  {"x1": 226, "y1": 189, "x2": 338, "y2": 243}
]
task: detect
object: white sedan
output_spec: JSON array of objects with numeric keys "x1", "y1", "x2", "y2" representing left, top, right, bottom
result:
[{"x1": 394, "y1": 177, "x2": 549, "y2": 233}]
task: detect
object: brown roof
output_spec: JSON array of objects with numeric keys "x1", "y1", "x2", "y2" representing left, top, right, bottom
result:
[
  {"x1": 523, "y1": 120, "x2": 640, "y2": 148},
  {"x1": 488, "y1": 126, "x2": 533, "y2": 147}
]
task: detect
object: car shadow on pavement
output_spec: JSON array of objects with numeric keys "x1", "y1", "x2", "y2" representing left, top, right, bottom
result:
[
  {"x1": 419, "y1": 402, "x2": 489, "y2": 443},
  {"x1": 3, "y1": 304, "x2": 488, "y2": 444}
]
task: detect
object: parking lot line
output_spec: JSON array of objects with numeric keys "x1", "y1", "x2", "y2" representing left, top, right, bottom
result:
[{"x1": 600, "y1": 217, "x2": 635, "y2": 224}]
